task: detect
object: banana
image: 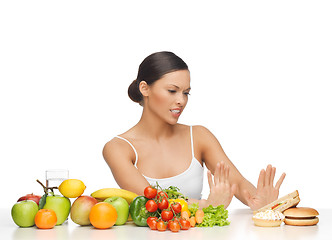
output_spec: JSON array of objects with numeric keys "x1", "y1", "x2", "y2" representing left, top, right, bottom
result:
[{"x1": 91, "y1": 188, "x2": 138, "y2": 204}]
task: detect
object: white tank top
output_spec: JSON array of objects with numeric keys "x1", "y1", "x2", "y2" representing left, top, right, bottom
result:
[{"x1": 115, "y1": 126, "x2": 204, "y2": 199}]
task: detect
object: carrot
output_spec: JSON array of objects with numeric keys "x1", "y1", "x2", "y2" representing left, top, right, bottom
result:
[
  {"x1": 195, "y1": 209, "x2": 204, "y2": 224},
  {"x1": 181, "y1": 210, "x2": 190, "y2": 220},
  {"x1": 189, "y1": 216, "x2": 196, "y2": 227}
]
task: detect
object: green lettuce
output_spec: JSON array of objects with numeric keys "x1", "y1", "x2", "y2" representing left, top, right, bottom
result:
[
  {"x1": 164, "y1": 186, "x2": 188, "y2": 200},
  {"x1": 197, "y1": 205, "x2": 230, "y2": 227}
]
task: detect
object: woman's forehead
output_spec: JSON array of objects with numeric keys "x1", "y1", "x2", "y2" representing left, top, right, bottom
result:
[{"x1": 157, "y1": 70, "x2": 190, "y2": 87}]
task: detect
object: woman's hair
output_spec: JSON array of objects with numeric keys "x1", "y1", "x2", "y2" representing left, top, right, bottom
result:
[{"x1": 128, "y1": 51, "x2": 189, "y2": 104}]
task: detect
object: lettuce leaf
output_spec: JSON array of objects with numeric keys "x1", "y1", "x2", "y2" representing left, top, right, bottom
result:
[
  {"x1": 165, "y1": 186, "x2": 188, "y2": 200},
  {"x1": 197, "y1": 205, "x2": 230, "y2": 227}
]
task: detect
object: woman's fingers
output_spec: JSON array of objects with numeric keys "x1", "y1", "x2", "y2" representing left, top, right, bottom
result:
[
  {"x1": 270, "y1": 167, "x2": 276, "y2": 185},
  {"x1": 224, "y1": 165, "x2": 230, "y2": 184},
  {"x1": 207, "y1": 170, "x2": 213, "y2": 189},
  {"x1": 214, "y1": 162, "x2": 221, "y2": 183},
  {"x1": 219, "y1": 162, "x2": 225, "y2": 183},
  {"x1": 212, "y1": 161, "x2": 232, "y2": 186},
  {"x1": 265, "y1": 164, "x2": 272, "y2": 186},
  {"x1": 275, "y1": 172, "x2": 286, "y2": 190},
  {"x1": 257, "y1": 169, "x2": 265, "y2": 189}
]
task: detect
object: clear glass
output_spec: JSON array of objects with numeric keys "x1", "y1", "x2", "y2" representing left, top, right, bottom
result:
[{"x1": 45, "y1": 169, "x2": 69, "y2": 191}]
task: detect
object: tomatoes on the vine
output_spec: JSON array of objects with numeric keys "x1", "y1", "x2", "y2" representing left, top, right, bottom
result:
[
  {"x1": 158, "y1": 198, "x2": 169, "y2": 210},
  {"x1": 161, "y1": 210, "x2": 173, "y2": 221},
  {"x1": 147, "y1": 216, "x2": 158, "y2": 230},
  {"x1": 179, "y1": 218, "x2": 191, "y2": 230},
  {"x1": 168, "y1": 220, "x2": 181, "y2": 232},
  {"x1": 144, "y1": 186, "x2": 157, "y2": 199},
  {"x1": 157, "y1": 191, "x2": 168, "y2": 200},
  {"x1": 171, "y1": 202, "x2": 182, "y2": 214},
  {"x1": 142, "y1": 185, "x2": 192, "y2": 232},
  {"x1": 145, "y1": 199, "x2": 158, "y2": 212},
  {"x1": 157, "y1": 220, "x2": 167, "y2": 231}
]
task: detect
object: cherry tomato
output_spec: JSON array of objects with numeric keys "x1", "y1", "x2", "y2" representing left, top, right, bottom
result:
[
  {"x1": 145, "y1": 200, "x2": 158, "y2": 212},
  {"x1": 157, "y1": 191, "x2": 168, "y2": 200},
  {"x1": 167, "y1": 217, "x2": 179, "y2": 229},
  {"x1": 161, "y1": 210, "x2": 173, "y2": 221},
  {"x1": 168, "y1": 220, "x2": 181, "y2": 232},
  {"x1": 157, "y1": 220, "x2": 167, "y2": 231},
  {"x1": 179, "y1": 218, "x2": 190, "y2": 230},
  {"x1": 147, "y1": 216, "x2": 158, "y2": 230},
  {"x1": 144, "y1": 186, "x2": 157, "y2": 199},
  {"x1": 158, "y1": 198, "x2": 169, "y2": 210},
  {"x1": 171, "y1": 202, "x2": 182, "y2": 214}
]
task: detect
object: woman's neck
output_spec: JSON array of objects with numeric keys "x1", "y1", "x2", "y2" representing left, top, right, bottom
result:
[{"x1": 135, "y1": 109, "x2": 176, "y2": 141}]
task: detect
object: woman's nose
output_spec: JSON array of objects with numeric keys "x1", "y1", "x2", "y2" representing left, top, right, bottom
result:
[{"x1": 176, "y1": 93, "x2": 186, "y2": 105}]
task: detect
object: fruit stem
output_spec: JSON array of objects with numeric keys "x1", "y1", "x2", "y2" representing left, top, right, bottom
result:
[
  {"x1": 36, "y1": 179, "x2": 58, "y2": 194},
  {"x1": 37, "y1": 179, "x2": 47, "y2": 194}
]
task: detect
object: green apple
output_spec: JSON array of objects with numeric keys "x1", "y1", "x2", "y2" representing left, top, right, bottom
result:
[
  {"x1": 11, "y1": 200, "x2": 39, "y2": 227},
  {"x1": 104, "y1": 196, "x2": 129, "y2": 225},
  {"x1": 43, "y1": 195, "x2": 71, "y2": 225},
  {"x1": 70, "y1": 195, "x2": 98, "y2": 225}
]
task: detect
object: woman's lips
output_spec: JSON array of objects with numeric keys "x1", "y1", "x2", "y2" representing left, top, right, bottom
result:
[{"x1": 170, "y1": 109, "x2": 181, "y2": 118}]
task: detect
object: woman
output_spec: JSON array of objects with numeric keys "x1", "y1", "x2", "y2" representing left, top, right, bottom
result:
[{"x1": 103, "y1": 51, "x2": 286, "y2": 210}]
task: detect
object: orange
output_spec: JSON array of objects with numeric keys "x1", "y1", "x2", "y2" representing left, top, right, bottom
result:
[
  {"x1": 89, "y1": 202, "x2": 117, "y2": 229},
  {"x1": 34, "y1": 209, "x2": 57, "y2": 229}
]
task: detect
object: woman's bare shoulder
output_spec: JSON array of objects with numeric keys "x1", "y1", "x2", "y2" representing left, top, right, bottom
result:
[
  {"x1": 192, "y1": 125, "x2": 214, "y2": 137},
  {"x1": 192, "y1": 125, "x2": 221, "y2": 147},
  {"x1": 103, "y1": 136, "x2": 135, "y2": 163}
]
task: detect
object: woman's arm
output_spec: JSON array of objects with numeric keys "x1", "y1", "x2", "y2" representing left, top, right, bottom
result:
[
  {"x1": 193, "y1": 125, "x2": 254, "y2": 205},
  {"x1": 103, "y1": 138, "x2": 150, "y2": 196},
  {"x1": 193, "y1": 125, "x2": 286, "y2": 210}
]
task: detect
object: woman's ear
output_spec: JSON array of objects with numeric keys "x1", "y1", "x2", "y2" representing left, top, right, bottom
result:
[{"x1": 139, "y1": 81, "x2": 149, "y2": 97}]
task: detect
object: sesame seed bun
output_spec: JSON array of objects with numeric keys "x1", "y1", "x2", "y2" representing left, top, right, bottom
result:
[{"x1": 283, "y1": 207, "x2": 319, "y2": 226}]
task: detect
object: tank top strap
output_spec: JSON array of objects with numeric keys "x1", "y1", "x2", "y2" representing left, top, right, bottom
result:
[
  {"x1": 190, "y1": 125, "x2": 194, "y2": 159},
  {"x1": 114, "y1": 136, "x2": 138, "y2": 167}
]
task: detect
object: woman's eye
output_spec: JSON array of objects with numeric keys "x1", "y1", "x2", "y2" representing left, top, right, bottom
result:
[
  {"x1": 168, "y1": 90, "x2": 176, "y2": 93},
  {"x1": 184, "y1": 92, "x2": 190, "y2": 96}
]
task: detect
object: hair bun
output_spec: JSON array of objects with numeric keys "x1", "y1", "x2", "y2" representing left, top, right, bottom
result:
[{"x1": 128, "y1": 79, "x2": 143, "y2": 103}]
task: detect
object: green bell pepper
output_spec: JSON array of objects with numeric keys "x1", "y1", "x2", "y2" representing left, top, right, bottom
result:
[{"x1": 129, "y1": 196, "x2": 153, "y2": 227}]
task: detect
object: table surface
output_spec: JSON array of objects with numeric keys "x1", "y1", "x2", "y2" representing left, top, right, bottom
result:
[{"x1": 1, "y1": 208, "x2": 331, "y2": 240}]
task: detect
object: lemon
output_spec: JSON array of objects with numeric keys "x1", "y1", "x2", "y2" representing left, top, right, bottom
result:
[{"x1": 58, "y1": 179, "x2": 86, "y2": 198}]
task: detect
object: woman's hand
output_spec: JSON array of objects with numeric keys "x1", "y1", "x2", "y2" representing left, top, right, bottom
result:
[
  {"x1": 244, "y1": 164, "x2": 286, "y2": 211},
  {"x1": 206, "y1": 161, "x2": 237, "y2": 208}
]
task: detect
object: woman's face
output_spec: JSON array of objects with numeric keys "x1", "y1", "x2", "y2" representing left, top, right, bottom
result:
[{"x1": 143, "y1": 70, "x2": 191, "y2": 125}]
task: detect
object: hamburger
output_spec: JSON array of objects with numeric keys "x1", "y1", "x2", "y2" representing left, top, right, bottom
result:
[{"x1": 283, "y1": 207, "x2": 319, "y2": 226}]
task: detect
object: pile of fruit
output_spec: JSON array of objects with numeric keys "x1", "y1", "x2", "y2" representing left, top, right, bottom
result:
[
  {"x1": 11, "y1": 178, "x2": 138, "y2": 229},
  {"x1": 11, "y1": 179, "x2": 230, "y2": 231}
]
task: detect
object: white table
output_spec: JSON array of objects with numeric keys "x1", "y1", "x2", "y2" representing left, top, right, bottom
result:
[{"x1": 1, "y1": 208, "x2": 331, "y2": 240}]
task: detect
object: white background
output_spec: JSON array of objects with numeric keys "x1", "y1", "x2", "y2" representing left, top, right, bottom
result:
[{"x1": 1, "y1": 0, "x2": 331, "y2": 210}]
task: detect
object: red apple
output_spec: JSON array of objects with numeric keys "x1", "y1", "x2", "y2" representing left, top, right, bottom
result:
[
  {"x1": 17, "y1": 194, "x2": 42, "y2": 206},
  {"x1": 70, "y1": 195, "x2": 98, "y2": 225}
]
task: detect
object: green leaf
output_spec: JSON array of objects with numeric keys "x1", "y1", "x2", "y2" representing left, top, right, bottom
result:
[
  {"x1": 39, "y1": 193, "x2": 47, "y2": 209},
  {"x1": 165, "y1": 186, "x2": 188, "y2": 200},
  {"x1": 197, "y1": 204, "x2": 230, "y2": 227}
]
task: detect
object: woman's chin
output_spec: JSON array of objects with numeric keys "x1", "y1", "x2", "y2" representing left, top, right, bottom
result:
[{"x1": 166, "y1": 118, "x2": 179, "y2": 125}]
